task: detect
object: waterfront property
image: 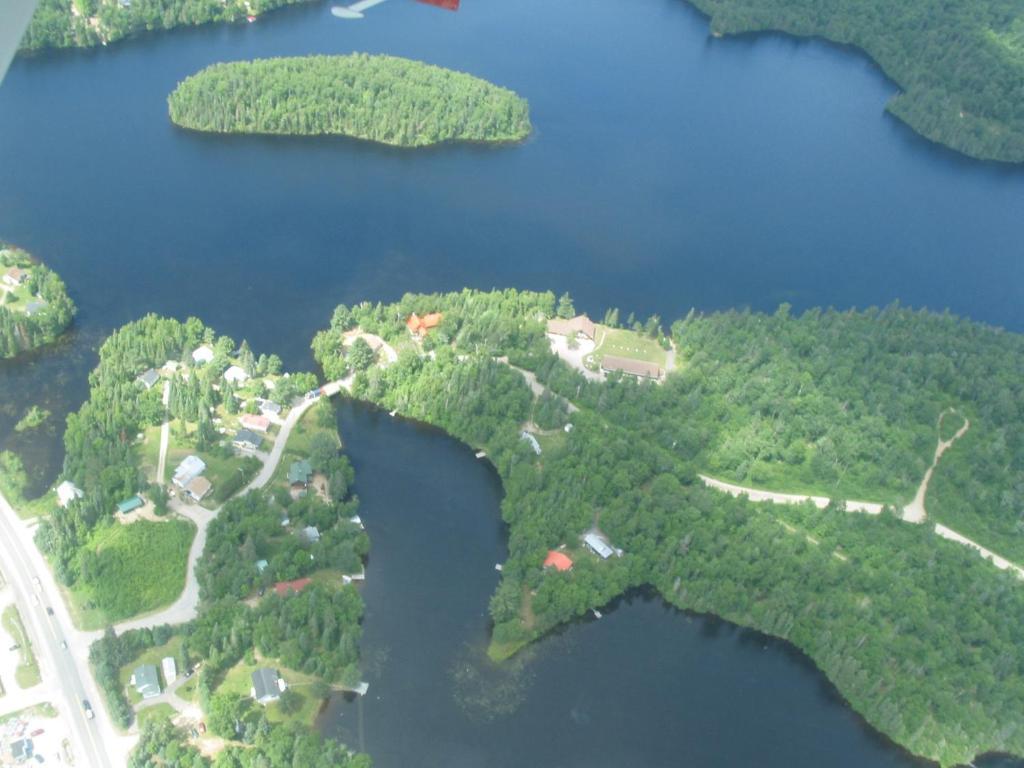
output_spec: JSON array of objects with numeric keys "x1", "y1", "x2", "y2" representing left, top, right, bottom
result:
[
  {"x1": 136, "y1": 368, "x2": 160, "y2": 390},
  {"x1": 546, "y1": 314, "x2": 596, "y2": 341},
  {"x1": 191, "y1": 345, "x2": 214, "y2": 364},
  {"x1": 600, "y1": 354, "x2": 663, "y2": 380},
  {"x1": 2, "y1": 266, "x2": 28, "y2": 286},
  {"x1": 406, "y1": 312, "x2": 443, "y2": 337},
  {"x1": 251, "y1": 668, "x2": 286, "y2": 705},
  {"x1": 273, "y1": 578, "x2": 312, "y2": 596},
  {"x1": 583, "y1": 531, "x2": 618, "y2": 559},
  {"x1": 543, "y1": 550, "x2": 573, "y2": 572},
  {"x1": 288, "y1": 459, "x2": 313, "y2": 489},
  {"x1": 224, "y1": 365, "x2": 249, "y2": 384}
]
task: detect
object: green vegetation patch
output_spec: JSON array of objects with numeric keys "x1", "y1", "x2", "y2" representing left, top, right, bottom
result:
[
  {"x1": 70, "y1": 519, "x2": 194, "y2": 628},
  {"x1": 688, "y1": 0, "x2": 1024, "y2": 163},
  {"x1": 0, "y1": 243, "x2": 76, "y2": 359},
  {"x1": 216, "y1": 658, "x2": 325, "y2": 728},
  {"x1": 593, "y1": 325, "x2": 668, "y2": 367},
  {"x1": 168, "y1": 54, "x2": 532, "y2": 147},
  {"x1": 1, "y1": 605, "x2": 41, "y2": 689},
  {"x1": 14, "y1": 406, "x2": 50, "y2": 433}
]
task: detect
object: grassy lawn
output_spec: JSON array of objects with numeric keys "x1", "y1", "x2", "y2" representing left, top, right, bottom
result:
[
  {"x1": 593, "y1": 325, "x2": 667, "y2": 367},
  {"x1": 137, "y1": 703, "x2": 177, "y2": 728},
  {"x1": 0, "y1": 702, "x2": 57, "y2": 724},
  {"x1": 163, "y1": 437, "x2": 260, "y2": 509},
  {"x1": 1, "y1": 605, "x2": 40, "y2": 689},
  {"x1": 138, "y1": 425, "x2": 163, "y2": 484},
  {"x1": 118, "y1": 636, "x2": 185, "y2": 706},
  {"x1": 217, "y1": 657, "x2": 326, "y2": 728},
  {"x1": 268, "y1": 404, "x2": 339, "y2": 490},
  {"x1": 66, "y1": 519, "x2": 195, "y2": 631},
  {"x1": 175, "y1": 675, "x2": 198, "y2": 704}
]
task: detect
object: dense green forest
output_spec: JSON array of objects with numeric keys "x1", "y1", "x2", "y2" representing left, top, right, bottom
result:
[
  {"x1": 0, "y1": 244, "x2": 76, "y2": 358},
  {"x1": 687, "y1": 0, "x2": 1024, "y2": 163},
  {"x1": 314, "y1": 288, "x2": 1024, "y2": 767},
  {"x1": 20, "y1": 0, "x2": 316, "y2": 51},
  {"x1": 167, "y1": 55, "x2": 532, "y2": 147}
]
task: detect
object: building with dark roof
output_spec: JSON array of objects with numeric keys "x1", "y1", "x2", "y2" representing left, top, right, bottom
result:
[
  {"x1": 232, "y1": 428, "x2": 263, "y2": 451},
  {"x1": 600, "y1": 355, "x2": 664, "y2": 380},
  {"x1": 251, "y1": 668, "x2": 284, "y2": 705}
]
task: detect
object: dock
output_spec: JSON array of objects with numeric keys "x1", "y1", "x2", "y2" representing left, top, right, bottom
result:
[{"x1": 475, "y1": 450, "x2": 487, "y2": 459}]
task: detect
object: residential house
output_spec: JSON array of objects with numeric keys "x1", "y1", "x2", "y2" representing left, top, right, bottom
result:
[
  {"x1": 255, "y1": 559, "x2": 269, "y2": 574},
  {"x1": 543, "y1": 550, "x2": 573, "y2": 572},
  {"x1": 24, "y1": 300, "x2": 46, "y2": 316},
  {"x1": 240, "y1": 413, "x2": 270, "y2": 432},
  {"x1": 251, "y1": 668, "x2": 286, "y2": 705},
  {"x1": 131, "y1": 664, "x2": 161, "y2": 699},
  {"x1": 56, "y1": 480, "x2": 84, "y2": 508},
  {"x1": 232, "y1": 428, "x2": 263, "y2": 451},
  {"x1": 137, "y1": 368, "x2": 160, "y2": 390},
  {"x1": 223, "y1": 365, "x2": 249, "y2": 384},
  {"x1": 300, "y1": 525, "x2": 321, "y2": 544},
  {"x1": 600, "y1": 355, "x2": 664, "y2": 380},
  {"x1": 287, "y1": 459, "x2": 313, "y2": 488},
  {"x1": 2, "y1": 266, "x2": 28, "y2": 287},
  {"x1": 520, "y1": 431, "x2": 542, "y2": 455},
  {"x1": 185, "y1": 476, "x2": 212, "y2": 502},
  {"x1": 546, "y1": 314, "x2": 596, "y2": 341},
  {"x1": 258, "y1": 399, "x2": 282, "y2": 417},
  {"x1": 172, "y1": 455, "x2": 206, "y2": 488},
  {"x1": 273, "y1": 577, "x2": 312, "y2": 596},
  {"x1": 405, "y1": 312, "x2": 443, "y2": 337},
  {"x1": 583, "y1": 532, "x2": 618, "y2": 559},
  {"x1": 8, "y1": 738, "x2": 33, "y2": 763},
  {"x1": 162, "y1": 657, "x2": 178, "y2": 686},
  {"x1": 191, "y1": 345, "x2": 214, "y2": 364}
]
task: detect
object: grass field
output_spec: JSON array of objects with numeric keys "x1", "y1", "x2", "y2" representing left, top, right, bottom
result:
[
  {"x1": 217, "y1": 657, "x2": 326, "y2": 728},
  {"x1": 67, "y1": 519, "x2": 194, "y2": 630},
  {"x1": 268, "y1": 403, "x2": 340, "y2": 490},
  {"x1": 592, "y1": 326, "x2": 667, "y2": 367},
  {"x1": 1, "y1": 605, "x2": 40, "y2": 688},
  {"x1": 136, "y1": 703, "x2": 176, "y2": 728}
]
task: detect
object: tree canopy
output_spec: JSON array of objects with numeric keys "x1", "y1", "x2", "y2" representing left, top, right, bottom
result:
[{"x1": 167, "y1": 55, "x2": 532, "y2": 147}]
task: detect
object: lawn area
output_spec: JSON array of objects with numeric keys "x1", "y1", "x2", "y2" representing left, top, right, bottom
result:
[
  {"x1": 593, "y1": 325, "x2": 668, "y2": 367},
  {"x1": 163, "y1": 439, "x2": 261, "y2": 509},
  {"x1": 118, "y1": 636, "x2": 185, "y2": 706},
  {"x1": 138, "y1": 425, "x2": 163, "y2": 484},
  {"x1": 1, "y1": 605, "x2": 40, "y2": 689},
  {"x1": 66, "y1": 518, "x2": 194, "y2": 630},
  {"x1": 137, "y1": 703, "x2": 177, "y2": 728},
  {"x1": 0, "y1": 702, "x2": 57, "y2": 725},
  {"x1": 175, "y1": 674, "x2": 198, "y2": 704},
  {"x1": 268, "y1": 403, "x2": 340, "y2": 489},
  {"x1": 217, "y1": 657, "x2": 326, "y2": 728}
]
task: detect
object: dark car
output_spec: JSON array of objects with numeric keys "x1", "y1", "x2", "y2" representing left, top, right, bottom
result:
[{"x1": 45, "y1": 607, "x2": 54, "y2": 616}]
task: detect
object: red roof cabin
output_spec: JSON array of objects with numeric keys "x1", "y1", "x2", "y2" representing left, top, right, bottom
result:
[
  {"x1": 543, "y1": 550, "x2": 573, "y2": 572},
  {"x1": 273, "y1": 577, "x2": 312, "y2": 596},
  {"x1": 406, "y1": 312, "x2": 443, "y2": 337}
]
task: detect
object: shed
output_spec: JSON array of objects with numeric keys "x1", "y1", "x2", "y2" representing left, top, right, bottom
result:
[
  {"x1": 256, "y1": 559, "x2": 269, "y2": 573},
  {"x1": 117, "y1": 495, "x2": 144, "y2": 514},
  {"x1": 132, "y1": 664, "x2": 161, "y2": 699},
  {"x1": 162, "y1": 656, "x2": 178, "y2": 686}
]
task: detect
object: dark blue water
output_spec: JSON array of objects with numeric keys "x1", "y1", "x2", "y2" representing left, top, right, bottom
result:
[{"x1": 1, "y1": 0, "x2": 1022, "y2": 764}]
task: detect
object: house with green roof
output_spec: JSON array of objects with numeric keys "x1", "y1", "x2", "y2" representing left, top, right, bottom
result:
[
  {"x1": 287, "y1": 459, "x2": 313, "y2": 488},
  {"x1": 131, "y1": 664, "x2": 161, "y2": 699},
  {"x1": 117, "y1": 495, "x2": 144, "y2": 514}
]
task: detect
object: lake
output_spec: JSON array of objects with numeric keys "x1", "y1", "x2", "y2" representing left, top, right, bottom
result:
[{"x1": 0, "y1": 0, "x2": 1022, "y2": 764}]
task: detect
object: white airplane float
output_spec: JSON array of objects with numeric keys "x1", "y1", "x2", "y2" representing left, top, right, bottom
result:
[{"x1": 332, "y1": 0, "x2": 458, "y2": 20}]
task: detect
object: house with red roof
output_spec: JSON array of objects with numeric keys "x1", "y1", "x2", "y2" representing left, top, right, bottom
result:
[
  {"x1": 406, "y1": 312, "x2": 443, "y2": 338},
  {"x1": 273, "y1": 577, "x2": 312, "y2": 596},
  {"x1": 543, "y1": 550, "x2": 573, "y2": 572}
]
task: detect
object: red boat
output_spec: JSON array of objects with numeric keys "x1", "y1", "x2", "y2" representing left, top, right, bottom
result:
[{"x1": 416, "y1": 0, "x2": 459, "y2": 10}]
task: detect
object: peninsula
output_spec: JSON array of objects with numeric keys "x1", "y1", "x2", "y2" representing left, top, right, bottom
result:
[
  {"x1": 168, "y1": 55, "x2": 532, "y2": 148},
  {"x1": 0, "y1": 243, "x2": 75, "y2": 358},
  {"x1": 312, "y1": 289, "x2": 1024, "y2": 768}
]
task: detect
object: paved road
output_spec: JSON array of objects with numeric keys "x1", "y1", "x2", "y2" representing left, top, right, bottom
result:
[{"x1": 0, "y1": 491, "x2": 132, "y2": 768}]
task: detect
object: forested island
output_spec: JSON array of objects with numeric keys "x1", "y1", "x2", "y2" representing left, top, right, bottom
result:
[
  {"x1": 313, "y1": 289, "x2": 1024, "y2": 768},
  {"x1": 21, "y1": 0, "x2": 316, "y2": 51},
  {"x1": 689, "y1": 0, "x2": 1024, "y2": 163},
  {"x1": 0, "y1": 243, "x2": 76, "y2": 358},
  {"x1": 167, "y1": 55, "x2": 532, "y2": 147}
]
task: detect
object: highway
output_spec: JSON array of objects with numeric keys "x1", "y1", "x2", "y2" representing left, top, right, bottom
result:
[{"x1": 0, "y1": 489, "x2": 132, "y2": 768}]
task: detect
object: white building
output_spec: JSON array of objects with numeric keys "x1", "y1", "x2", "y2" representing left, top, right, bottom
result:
[
  {"x1": 162, "y1": 656, "x2": 178, "y2": 686},
  {"x1": 520, "y1": 431, "x2": 542, "y2": 455},
  {"x1": 191, "y1": 345, "x2": 215, "y2": 364},
  {"x1": 172, "y1": 455, "x2": 206, "y2": 488},
  {"x1": 223, "y1": 365, "x2": 249, "y2": 384},
  {"x1": 56, "y1": 480, "x2": 84, "y2": 508},
  {"x1": 583, "y1": 532, "x2": 617, "y2": 559}
]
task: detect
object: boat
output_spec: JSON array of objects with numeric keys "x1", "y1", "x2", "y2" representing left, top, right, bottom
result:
[
  {"x1": 591, "y1": 608, "x2": 602, "y2": 619},
  {"x1": 246, "y1": 14, "x2": 256, "y2": 22}
]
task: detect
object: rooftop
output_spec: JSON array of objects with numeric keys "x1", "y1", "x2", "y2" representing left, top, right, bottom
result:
[{"x1": 543, "y1": 550, "x2": 573, "y2": 572}]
